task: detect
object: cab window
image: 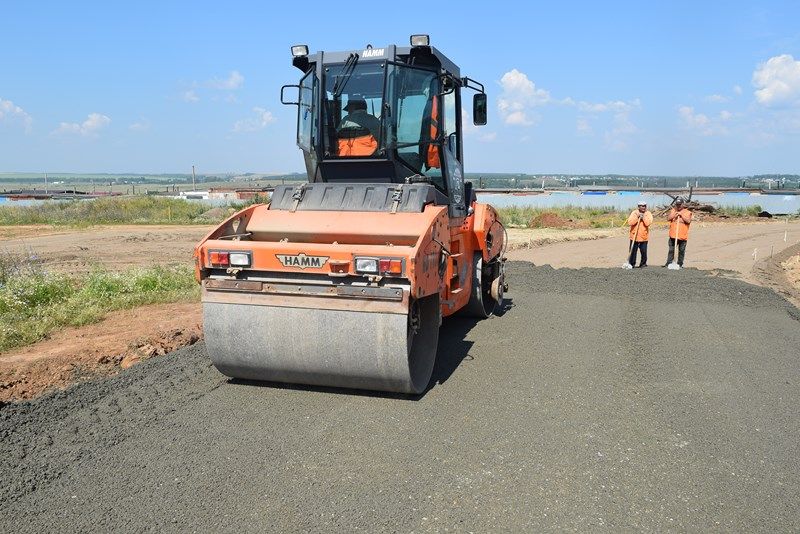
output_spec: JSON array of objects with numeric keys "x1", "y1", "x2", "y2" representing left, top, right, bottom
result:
[{"x1": 322, "y1": 62, "x2": 385, "y2": 158}]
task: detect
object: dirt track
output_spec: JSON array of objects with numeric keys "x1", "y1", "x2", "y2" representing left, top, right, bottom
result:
[
  {"x1": 0, "y1": 224, "x2": 212, "y2": 272},
  {"x1": 2, "y1": 263, "x2": 799, "y2": 532},
  {"x1": 508, "y1": 220, "x2": 800, "y2": 283}
]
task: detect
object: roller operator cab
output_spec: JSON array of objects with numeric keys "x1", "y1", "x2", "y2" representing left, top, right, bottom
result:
[
  {"x1": 195, "y1": 36, "x2": 506, "y2": 394},
  {"x1": 281, "y1": 35, "x2": 489, "y2": 218}
]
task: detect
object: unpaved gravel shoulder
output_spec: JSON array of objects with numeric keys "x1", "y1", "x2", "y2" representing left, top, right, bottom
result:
[
  {"x1": 507, "y1": 219, "x2": 800, "y2": 278},
  {"x1": 0, "y1": 345, "x2": 221, "y2": 508},
  {"x1": 0, "y1": 224, "x2": 212, "y2": 273}
]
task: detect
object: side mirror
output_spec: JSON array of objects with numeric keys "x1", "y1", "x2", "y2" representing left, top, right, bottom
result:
[
  {"x1": 280, "y1": 85, "x2": 301, "y2": 106},
  {"x1": 473, "y1": 93, "x2": 487, "y2": 125}
]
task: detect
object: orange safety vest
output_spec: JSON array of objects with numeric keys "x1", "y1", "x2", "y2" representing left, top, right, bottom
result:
[
  {"x1": 627, "y1": 210, "x2": 653, "y2": 241},
  {"x1": 426, "y1": 96, "x2": 440, "y2": 168},
  {"x1": 338, "y1": 134, "x2": 377, "y2": 156},
  {"x1": 668, "y1": 208, "x2": 692, "y2": 240}
]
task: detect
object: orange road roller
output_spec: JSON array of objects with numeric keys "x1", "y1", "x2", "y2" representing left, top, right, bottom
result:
[{"x1": 194, "y1": 35, "x2": 506, "y2": 393}]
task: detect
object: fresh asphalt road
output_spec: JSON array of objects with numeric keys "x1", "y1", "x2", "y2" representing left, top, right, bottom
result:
[{"x1": 2, "y1": 264, "x2": 799, "y2": 532}]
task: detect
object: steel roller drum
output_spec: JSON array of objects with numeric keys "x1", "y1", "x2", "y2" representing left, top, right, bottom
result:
[{"x1": 203, "y1": 296, "x2": 439, "y2": 394}]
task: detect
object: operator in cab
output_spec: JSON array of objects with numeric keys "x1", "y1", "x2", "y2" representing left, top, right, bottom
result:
[{"x1": 337, "y1": 98, "x2": 381, "y2": 157}]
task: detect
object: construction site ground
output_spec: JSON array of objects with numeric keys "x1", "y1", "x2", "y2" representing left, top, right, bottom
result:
[{"x1": 1, "y1": 220, "x2": 800, "y2": 530}]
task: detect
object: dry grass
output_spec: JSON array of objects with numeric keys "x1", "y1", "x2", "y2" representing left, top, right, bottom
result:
[
  {"x1": 497, "y1": 206, "x2": 628, "y2": 229},
  {"x1": 0, "y1": 250, "x2": 197, "y2": 352},
  {"x1": 505, "y1": 227, "x2": 621, "y2": 250},
  {"x1": 0, "y1": 196, "x2": 226, "y2": 226}
]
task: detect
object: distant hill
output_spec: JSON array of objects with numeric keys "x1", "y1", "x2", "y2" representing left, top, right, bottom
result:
[{"x1": 1, "y1": 171, "x2": 798, "y2": 190}]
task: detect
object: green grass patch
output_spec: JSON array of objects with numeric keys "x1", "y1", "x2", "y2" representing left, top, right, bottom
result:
[
  {"x1": 0, "y1": 196, "x2": 228, "y2": 226},
  {"x1": 496, "y1": 205, "x2": 628, "y2": 228},
  {"x1": 0, "y1": 254, "x2": 198, "y2": 352},
  {"x1": 716, "y1": 204, "x2": 763, "y2": 217},
  {"x1": 229, "y1": 193, "x2": 271, "y2": 211}
]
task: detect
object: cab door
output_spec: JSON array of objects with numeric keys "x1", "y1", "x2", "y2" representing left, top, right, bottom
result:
[
  {"x1": 441, "y1": 85, "x2": 466, "y2": 218},
  {"x1": 296, "y1": 68, "x2": 320, "y2": 179}
]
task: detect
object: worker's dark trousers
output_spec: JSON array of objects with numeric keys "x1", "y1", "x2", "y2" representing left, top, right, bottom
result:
[
  {"x1": 666, "y1": 238, "x2": 687, "y2": 266},
  {"x1": 628, "y1": 240, "x2": 648, "y2": 266}
]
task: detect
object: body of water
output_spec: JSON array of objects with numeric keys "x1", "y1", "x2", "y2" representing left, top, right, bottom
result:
[
  {"x1": 0, "y1": 197, "x2": 42, "y2": 207},
  {"x1": 477, "y1": 191, "x2": 800, "y2": 214},
  {"x1": 3, "y1": 191, "x2": 799, "y2": 214}
]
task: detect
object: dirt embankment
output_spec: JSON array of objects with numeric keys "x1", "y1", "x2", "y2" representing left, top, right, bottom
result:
[
  {"x1": 785, "y1": 254, "x2": 800, "y2": 287},
  {"x1": 752, "y1": 241, "x2": 800, "y2": 308},
  {"x1": 0, "y1": 302, "x2": 202, "y2": 403}
]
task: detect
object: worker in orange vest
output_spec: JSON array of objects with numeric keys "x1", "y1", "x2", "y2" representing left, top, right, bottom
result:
[
  {"x1": 665, "y1": 197, "x2": 693, "y2": 267},
  {"x1": 337, "y1": 98, "x2": 381, "y2": 157},
  {"x1": 626, "y1": 201, "x2": 653, "y2": 267}
]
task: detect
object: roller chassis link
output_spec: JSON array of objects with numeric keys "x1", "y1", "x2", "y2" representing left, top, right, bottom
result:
[{"x1": 461, "y1": 252, "x2": 505, "y2": 319}]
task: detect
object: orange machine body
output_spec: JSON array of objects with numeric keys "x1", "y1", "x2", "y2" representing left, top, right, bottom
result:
[{"x1": 194, "y1": 199, "x2": 504, "y2": 318}]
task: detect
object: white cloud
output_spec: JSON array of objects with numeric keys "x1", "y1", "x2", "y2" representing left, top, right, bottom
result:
[
  {"x1": 182, "y1": 90, "x2": 200, "y2": 103},
  {"x1": 461, "y1": 109, "x2": 479, "y2": 134},
  {"x1": 577, "y1": 100, "x2": 635, "y2": 114},
  {"x1": 497, "y1": 69, "x2": 551, "y2": 125},
  {"x1": 461, "y1": 109, "x2": 495, "y2": 141},
  {"x1": 0, "y1": 98, "x2": 33, "y2": 133},
  {"x1": 53, "y1": 113, "x2": 111, "y2": 136},
  {"x1": 181, "y1": 70, "x2": 244, "y2": 104},
  {"x1": 678, "y1": 105, "x2": 731, "y2": 136},
  {"x1": 706, "y1": 94, "x2": 729, "y2": 103},
  {"x1": 495, "y1": 69, "x2": 641, "y2": 149},
  {"x1": 503, "y1": 110, "x2": 534, "y2": 126},
  {"x1": 577, "y1": 99, "x2": 640, "y2": 150},
  {"x1": 207, "y1": 70, "x2": 244, "y2": 90},
  {"x1": 603, "y1": 110, "x2": 639, "y2": 151},
  {"x1": 129, "y1": 118, "x2": 150, "y2": 132},
  {"x1": 752, "y1": 54, "x2": 800, "y2": 106},
  {"x1": 233, "y1": 107, "x2": 275, "y2": 132},
  {"x1": 678, "y1": 106, "x2": 710, "y2": 129},
  {"x1": 733, "y1": 85, "x2": 743, "y2": 95},
  {"x1": 578, "y1": 102, "x2": 608, "y2": 113}
]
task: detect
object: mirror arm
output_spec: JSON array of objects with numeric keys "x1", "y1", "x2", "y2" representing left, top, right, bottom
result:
[
  {"x1": 439, "y1": 74, "x2": 458, "y2": 96},
  {"x1": 461, "y1": 77, "x2": 485, "y2": 94}
]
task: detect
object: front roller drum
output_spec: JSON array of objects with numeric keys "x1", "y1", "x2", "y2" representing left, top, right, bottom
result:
[{"x1": 203, "y1": 295, "x2": 440, "y2": 394}]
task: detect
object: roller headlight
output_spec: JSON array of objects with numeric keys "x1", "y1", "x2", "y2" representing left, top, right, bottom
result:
[
  {"x1": 355, "y1": 257, "x2": 378, "y2": 274},
  {"x1": 229, "y1": 252, "x2": 251, "y2": 267}
]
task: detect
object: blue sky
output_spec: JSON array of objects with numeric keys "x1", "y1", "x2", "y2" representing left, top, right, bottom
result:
[{"x1": 1, "y1": 1, "x2": 799, "y2": 176}]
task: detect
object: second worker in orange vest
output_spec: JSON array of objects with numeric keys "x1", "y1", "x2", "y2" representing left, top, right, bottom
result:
[
  {"x1": 665, "y1": 198, "x2": 693, "y2": 267},
  {"x1": 626, "y1": 201, "x2": 653, "y2": 267}
]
